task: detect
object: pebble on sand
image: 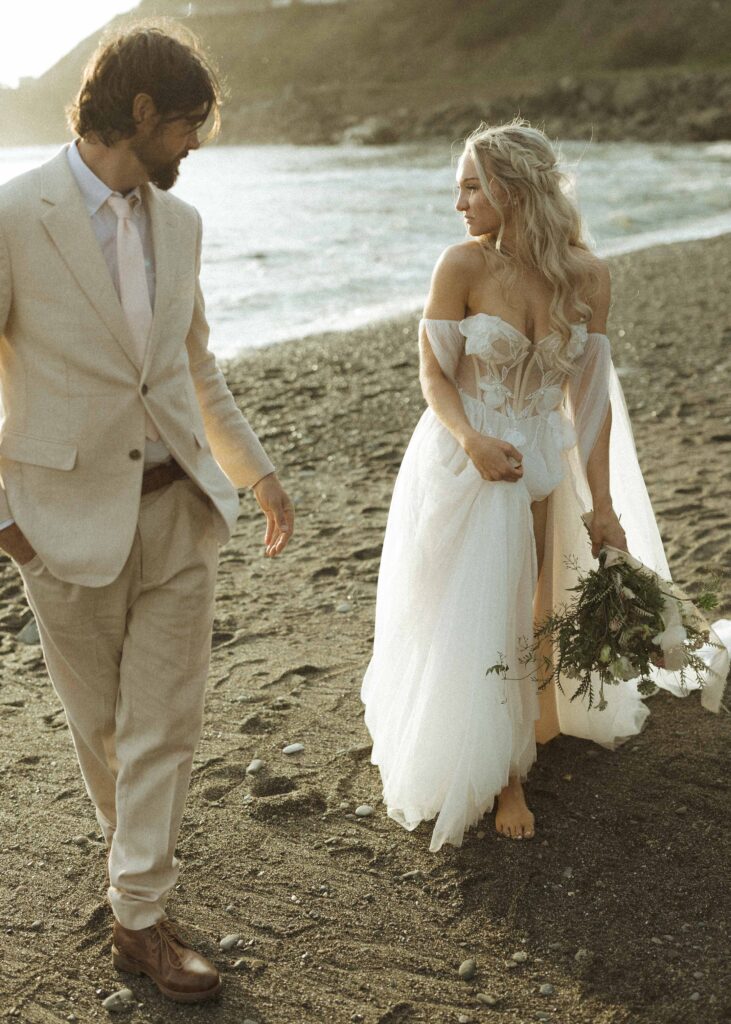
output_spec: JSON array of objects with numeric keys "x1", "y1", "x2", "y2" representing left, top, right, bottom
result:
[
  {"x1": 102, "y1": 988, "x2": 134, "y2": 1012},
  {"x1": 539, "y1": 983, "x2": 555, "y2": 995},
  {"x1": 355, "y1": 804, "x2": 373, "y2": 817},
  {"x1": 476, "y1": 993, "x2": 499, "y2": 1006},
  {"x1": 219, "y1": 933, "x2": 242, "y2": 951},
  {"x1": 246, "y1": 759, "x2": 264, "y2": 774},
  {"x1": 458, "y1": 958, "x2": 477, "y2": 980},
  {"x1": 282, "y1": 743, "x2": 305, "y2": 755},
  {"x1": 511, "y1": 950, "x2": 529, "y2": 963}
]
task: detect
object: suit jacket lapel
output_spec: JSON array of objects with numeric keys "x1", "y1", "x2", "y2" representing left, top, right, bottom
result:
[
  {"x1": 39, "y1": 149, "x2": 141, "y2": 371},
  {"x1": 142, "y1": 184, "x2": 182, "y2": 378}
]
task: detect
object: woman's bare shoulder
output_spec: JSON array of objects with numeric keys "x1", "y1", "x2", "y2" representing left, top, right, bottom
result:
[
  {"x1": 435, "y1": 239, "x2": 488, "y2": 276},
  {"x1": 425, "y1": 241, "x2": 487, "y2": 319}
]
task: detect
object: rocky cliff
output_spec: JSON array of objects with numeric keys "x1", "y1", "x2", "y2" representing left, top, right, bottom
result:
[{"x1": 1, "y1": 0, "x2": 729, "y2": 145}]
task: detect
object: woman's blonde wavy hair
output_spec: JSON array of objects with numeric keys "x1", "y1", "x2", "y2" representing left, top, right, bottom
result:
[{"x1": 463, "y1": 119, "x2": 598, "y2": 349}]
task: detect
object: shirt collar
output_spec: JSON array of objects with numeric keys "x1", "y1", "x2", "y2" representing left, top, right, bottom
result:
[{"x1": 67, "y1": 140, "x2": 142, "y2": 216}]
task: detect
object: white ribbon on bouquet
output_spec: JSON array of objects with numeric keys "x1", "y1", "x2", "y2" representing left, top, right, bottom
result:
[{"x1": 581, "y1": 510, "x2": 730, "y2": 713}]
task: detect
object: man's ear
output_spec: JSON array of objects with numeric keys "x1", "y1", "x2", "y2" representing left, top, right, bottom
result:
[{"x1": 131, "y1": 93, "x2": 158, "y2": 129}]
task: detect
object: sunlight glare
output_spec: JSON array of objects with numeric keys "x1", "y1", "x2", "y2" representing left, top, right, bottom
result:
[{"x1": 0, "y1": 0, "x2": 136, "y2": 88}]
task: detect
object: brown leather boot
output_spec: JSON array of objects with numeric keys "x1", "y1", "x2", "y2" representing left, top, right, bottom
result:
[{"x1": 112, "y1": 918, "x2": 221, "y2": 1003}]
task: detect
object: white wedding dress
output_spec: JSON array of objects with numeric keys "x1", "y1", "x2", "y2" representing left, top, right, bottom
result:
[{"x1": 360, "y1": 315, "x2": 729, "y2": 852}]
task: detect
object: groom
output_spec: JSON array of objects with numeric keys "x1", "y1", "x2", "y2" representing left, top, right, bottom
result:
[{"x1": 0, "y1": 25, "x2": 293, "y2": 1002}]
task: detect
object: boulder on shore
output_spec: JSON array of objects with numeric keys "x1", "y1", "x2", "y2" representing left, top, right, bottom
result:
[{"x1": 340, "y1": 116, "x2": 400, "y2": 146}]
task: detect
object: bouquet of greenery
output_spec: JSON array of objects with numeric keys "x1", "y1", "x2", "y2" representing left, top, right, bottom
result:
[{"x1": 487, "y1": 513, "x2": 723, "y2": 711}]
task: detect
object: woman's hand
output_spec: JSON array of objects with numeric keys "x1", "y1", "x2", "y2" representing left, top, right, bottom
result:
[
  {"x1": 588, "y1": 505, "x2": 627, "y2": 558},
  {"x1": 462, "y1": 431, "x2": 524, "y2": 483}
]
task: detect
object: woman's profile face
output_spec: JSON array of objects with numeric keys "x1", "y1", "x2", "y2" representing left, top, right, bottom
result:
[{"x1": 455, "y1": 151, "x2": 508, "y2": 237}]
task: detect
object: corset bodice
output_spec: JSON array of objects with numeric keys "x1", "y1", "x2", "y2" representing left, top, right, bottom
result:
[{"x1": 459, "y1": 314, "x2": 589, "y2": 419}]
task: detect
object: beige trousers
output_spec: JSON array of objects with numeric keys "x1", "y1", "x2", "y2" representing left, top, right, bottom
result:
[{"x1": 20, "y1": 478, "x2": 219, "y2": 929}]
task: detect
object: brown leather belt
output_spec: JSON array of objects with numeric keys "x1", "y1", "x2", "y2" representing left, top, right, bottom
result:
[{"x1": 141, "y1": 459, "x2": 188, "y2": 496}]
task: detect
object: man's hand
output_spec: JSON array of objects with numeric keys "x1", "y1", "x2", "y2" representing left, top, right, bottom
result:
[
  {"x1": 0, "y1": 523, "x2": 37, "y2": 566},
  {"x1": 252, "y1": 473, "x2": 294, "y2": 558}
]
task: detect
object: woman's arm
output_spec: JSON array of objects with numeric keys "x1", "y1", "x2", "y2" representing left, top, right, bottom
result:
[
  {"x1": 584, "y1": 260, "x2": 628, "y2": 556},
  {"x1": 421, "y1": 246, "x2": 524, "y2": 483}
]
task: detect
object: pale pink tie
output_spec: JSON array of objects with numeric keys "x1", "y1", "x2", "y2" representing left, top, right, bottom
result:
[{"x1": 107, "y1": 193, "x2": 159, "y2": 441}]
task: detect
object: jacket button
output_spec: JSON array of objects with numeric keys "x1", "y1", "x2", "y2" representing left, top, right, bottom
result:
[
  {"x1": 141, "y1": 384, "x2": 149, "y2": 395},
  {"x1": 129, "y1": 449, "x2": 142, "y2": 460}
]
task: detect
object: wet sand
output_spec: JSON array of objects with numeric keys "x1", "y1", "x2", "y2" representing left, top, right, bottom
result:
[{"x1": 0, "y1": 233, "x2": 729, "y2": 1024}]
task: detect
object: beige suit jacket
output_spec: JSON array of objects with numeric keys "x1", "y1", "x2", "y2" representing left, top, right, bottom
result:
[{"x1": 0, "y1": 148, "x2": 275, "y2": 586}]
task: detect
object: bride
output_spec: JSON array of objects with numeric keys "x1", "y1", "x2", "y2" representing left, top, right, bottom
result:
[{"x1": 360, "y1": 120, "x2": 728, "y2": 851}]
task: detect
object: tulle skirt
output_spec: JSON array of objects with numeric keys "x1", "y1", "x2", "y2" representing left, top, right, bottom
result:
[{"x1": 361, "y1": 402, "x2": 565, "y2": 851}]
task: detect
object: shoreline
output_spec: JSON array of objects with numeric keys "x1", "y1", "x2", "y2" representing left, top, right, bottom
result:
[
  {"x1": 223, "y1": 231, "x2": 731, "y2": 374},
  {"x1": 0, "y1": 231, "x2": 729, "y2": 1023},
  {"x1": 213, "y1": 211, "x2": 731, "y2": 361}
]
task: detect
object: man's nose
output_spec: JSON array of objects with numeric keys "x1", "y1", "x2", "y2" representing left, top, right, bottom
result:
[{"x1": 188, "y1": 132, "x2": 201, "y2": 150}]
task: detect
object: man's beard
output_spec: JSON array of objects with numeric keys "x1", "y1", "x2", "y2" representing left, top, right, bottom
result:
[
  {"x1": 131, "y1": 137, "x2": 183, "y2": 191},
  {"x1": 148, "y1": 159, "x2": 180, "y2": 191}
]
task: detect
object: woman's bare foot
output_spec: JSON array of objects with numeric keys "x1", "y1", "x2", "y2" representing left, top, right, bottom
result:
[{"x1": 495, "y1": 777, "x2": 535, "y2": 839}]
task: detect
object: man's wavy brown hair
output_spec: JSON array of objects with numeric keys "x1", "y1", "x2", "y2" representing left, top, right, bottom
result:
[{"x1": 67, "y1": 22, "x2": 222, "y2": 145}]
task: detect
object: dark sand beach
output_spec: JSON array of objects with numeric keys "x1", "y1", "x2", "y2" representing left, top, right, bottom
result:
[{"x1": 0, "y1": 233, "x2": 729, "y2": 1024}]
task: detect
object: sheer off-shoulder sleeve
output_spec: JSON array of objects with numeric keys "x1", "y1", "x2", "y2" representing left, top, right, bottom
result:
[
  {"x1": 537, "y1": 330, "x2": 728, "y2": 735},
  {"x1": 419, "y1": 318, "x2": 465, "y2": 382},
  {"x1": 565, "y1": 332, "x2": 612, "y2": 467},
  {"x1": 565, "y1": 332, "x2": 672, "y2": 581}
]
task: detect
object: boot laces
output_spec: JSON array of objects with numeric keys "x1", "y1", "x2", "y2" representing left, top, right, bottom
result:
[{"x1": 154, "y1": 919, "x2": 192, "y2": 969}]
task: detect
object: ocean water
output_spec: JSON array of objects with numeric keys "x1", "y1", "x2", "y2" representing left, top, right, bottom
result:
[{"x1": 1, "y1": 140, "x2": 730, "y2": 358}]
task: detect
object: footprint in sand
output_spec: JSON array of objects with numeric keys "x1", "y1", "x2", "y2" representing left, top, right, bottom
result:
[
  {"x1": 199, "y1": 763, "x2": 250, "y2": 802},
  {"x1": 249, "y1": 789, "x2": 326, "y2": 821},
  {"x1": 311, "y1": 565, "x2": 339, "y2": 580},
  {"x1": 239, "y1": 711, "x2": 277, "y2": 735}
]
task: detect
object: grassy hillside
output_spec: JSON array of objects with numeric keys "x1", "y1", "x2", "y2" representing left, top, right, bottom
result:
[{"x1": 1, "y1": 0, "x2": 730, "y2": 145}]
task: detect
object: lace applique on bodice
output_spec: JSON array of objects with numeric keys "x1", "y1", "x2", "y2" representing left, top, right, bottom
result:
[{"x1": 459, "y1": 314, "x2": 588, "y2": 419}]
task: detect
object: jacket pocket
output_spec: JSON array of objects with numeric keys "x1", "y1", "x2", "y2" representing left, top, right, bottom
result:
[{"x1": 0, "y1": 431, "x2": 78, "y2": 470}]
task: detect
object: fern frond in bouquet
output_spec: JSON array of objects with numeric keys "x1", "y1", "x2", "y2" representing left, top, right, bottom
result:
[{"x1": 487, "y1": 513, "x2": 724, "y2": 712}]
